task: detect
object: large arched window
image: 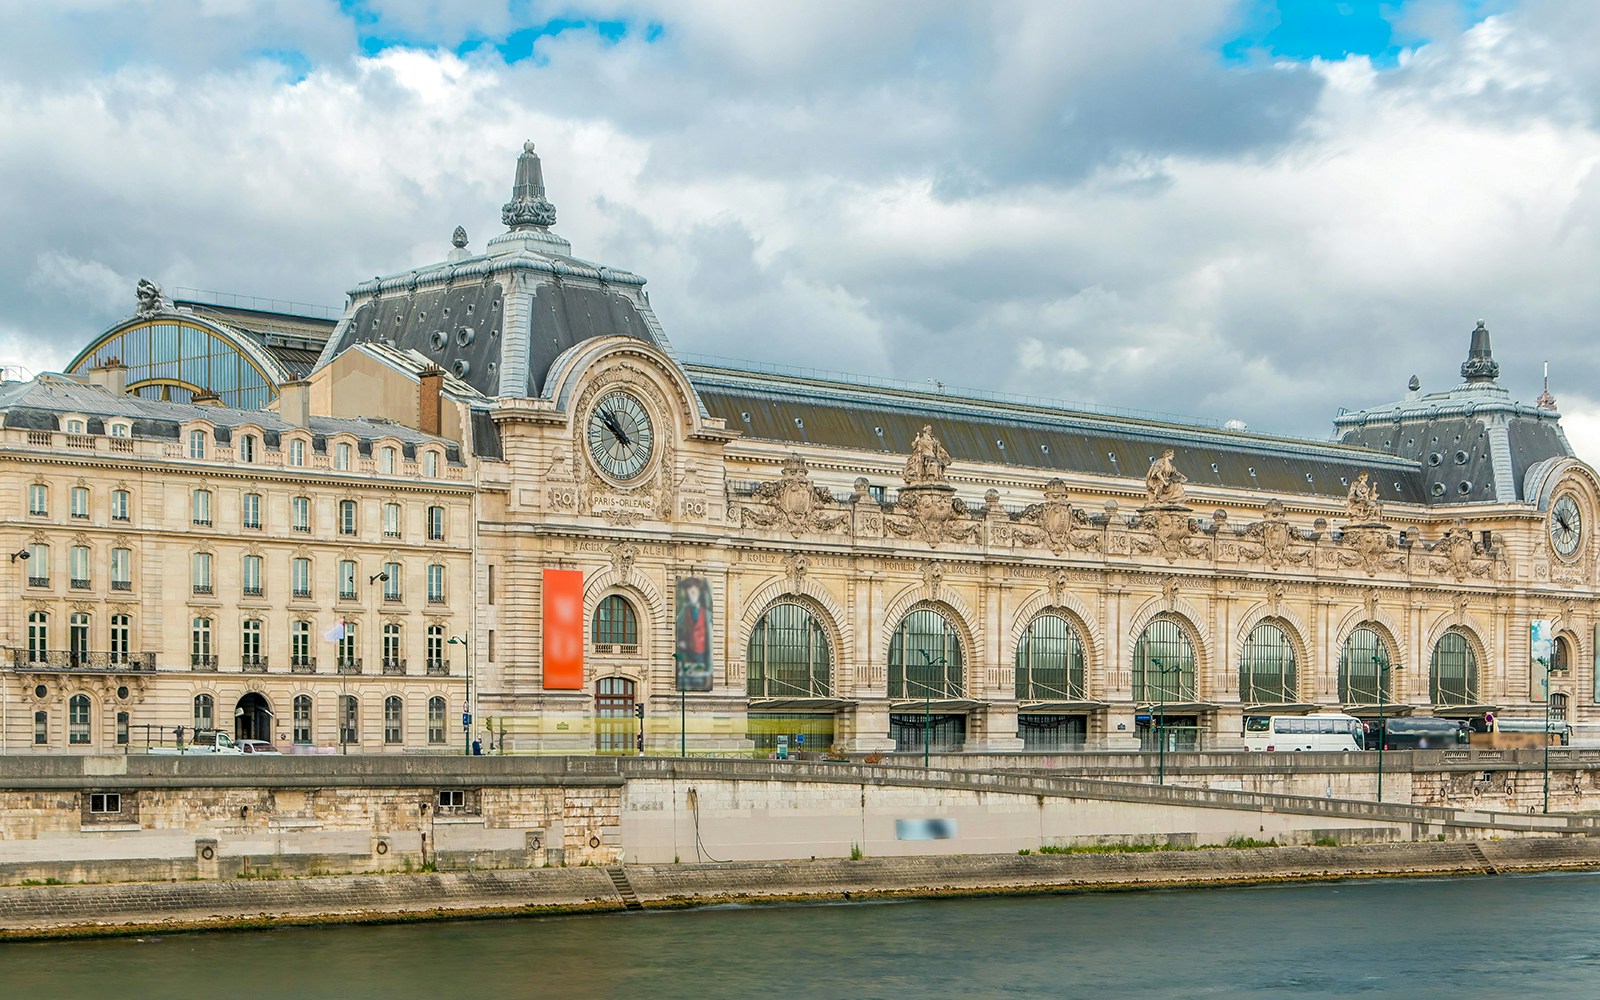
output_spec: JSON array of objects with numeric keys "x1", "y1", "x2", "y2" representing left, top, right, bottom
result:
[
  {"x1": 1430, "y1": 630, "x2": 1478, "y2": 705},
  {"x1": 593, "y1": 594, "x2": 639, "y2": 648},
  {"x1": 1338, "y1": 627, "x2": 1391, "y2": 703},
  {"x1": 747, "y1": 602, "x2": 832, "y2": 698},
  {"x1": 1132, "y1": 618, "x2": 1197, "y2": 702},
  {"x1": 1016, "y1": 613, "x2": 1086, "y2": 700},
  {"x1": 1240, "y1": 621, "x2": 1297, "y2": 704},
  {"x1": 888, "y1": 607, "x2": 964, "y2": 699}
]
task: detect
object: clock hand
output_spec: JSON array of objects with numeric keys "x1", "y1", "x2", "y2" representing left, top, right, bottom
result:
[{"x1": 601, "y1": 411, "x2": 630, "y2": 446}]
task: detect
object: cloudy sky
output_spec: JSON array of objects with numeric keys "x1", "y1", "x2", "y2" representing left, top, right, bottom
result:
[{"x1": 3, "y1": 0, "x2": 1599, "y2": 456}]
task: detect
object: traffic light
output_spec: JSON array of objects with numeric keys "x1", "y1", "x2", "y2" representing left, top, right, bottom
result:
[{"x1": 634, "y1": 703, "x2": 645, "y2": 721}]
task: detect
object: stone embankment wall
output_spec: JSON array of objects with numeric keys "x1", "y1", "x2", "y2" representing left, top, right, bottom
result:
[
  {"x1": 5, "y1": 839, "x2": 1600, "y2": 942},
  {"x1": 2, "y1": 755, "x2": 1597, "y2": 886}
]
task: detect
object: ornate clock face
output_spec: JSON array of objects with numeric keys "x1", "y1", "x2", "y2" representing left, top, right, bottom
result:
[
  {"x1": 1550, "y1": 494, "x2": 1582, "y2": 558},
  {"x1": 586, "y1": 390, "x2": 655, "y2": 483}
]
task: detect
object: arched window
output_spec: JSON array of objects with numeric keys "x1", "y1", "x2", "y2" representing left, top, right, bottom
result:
[
  {"x1": 593, "y1": 595, "x2": 639, "y2": 648},
  {"x1": 27, "y1": 611, "x2": 49, "y2": 663},
  {"x1": 888, "y1": 607, "x2": 964, "y2": 699},
  {"x1": 427, "y1": 696, "x2": 447, "y2": 744},
  {"x1": 747, "y1": 602, "x2": 832, "y2": 697},
  {"x1": 1240, "y1": 621, "x2": 1297, "y2": 704},
  {"x1": 384, "y1": 696, "x2": 403, "y2": 744},
  {"x1": 1553, "y1": 635, "x2": 1572, "y2": 674},
  {"x1": 1338, "y1": 627, "x2": 1391, "y2": 703},
  {"x1": 1016, "y1": 613, "x2": 1086, "y2": 700},
  {"x1": 1430, "y1": 630, "x2": 1478, "y2": 705},
  {"x1": 1132, "y1": 618, "x2": 1196, "y2": 702},
  {"x1": 188, "y1": 428, "x2": 207, "y2": 459},
  {"x1": 68, "y1": 694, "x2": 91, "y2": 745},
  {"x1": 193, "y1": 693, "x2": 214, "y2": 731},
  {"x1": 292, "y1": 695, "x2": 313, "y2": 744}
]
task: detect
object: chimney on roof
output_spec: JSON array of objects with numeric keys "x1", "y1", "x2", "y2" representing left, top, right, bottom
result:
[
  {"x1": 279, "y1": 380, "x2": 311, "y2": 427},
  {"x1": 87, "y1": 357, "x2": 127, "y2": 395},
  {"x1": 191, "y1": 389, "x2": 223, "y2": 406},
  {"x1": 419, "y1": 364, "x2": 444, "y2": 437}
]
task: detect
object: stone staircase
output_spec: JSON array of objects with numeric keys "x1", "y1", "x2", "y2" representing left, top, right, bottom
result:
[{"x1": 606, "y1": 866, "x2": 643, "y2": 910}]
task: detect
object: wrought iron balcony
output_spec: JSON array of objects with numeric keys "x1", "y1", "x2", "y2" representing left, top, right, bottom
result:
[
  {"x1": 111, "y1": 580, "x2": 132, "y2": 591},
  {"x1": 10, "y1": 649, "x2": 155, "y2": 673},
  {"x1": 381, "y1": 657, "x2": 407, "y2": 676},
  {"x1": 192, "y1": 584, "x2": 214, "y2": 596},
  {"x1": 292, "y1": 586, "x2": 312, "y2": 599},
  {"x1": 241, "y1": 655, "x2": 269, "y2": 673},
  {"x1": 191, "y1": 654, "x2": 219, "y2": 671},
  {"x1": 27, "y1": 576, "x2": 48, "y2": 588},
  {"x1": 425, "y1": 658, "x2": 450, "y2": 676},
  {"x1": 290, "y1": 657, "x2": 317, "y2": 674},
  {"x1": 337, "y1": 657, "x2": 363, "y2": 675},
  {"x1": 243, "y1": 585, "x2": 264, "y2": 597},
  {"x1": 70, "y1": 578, "x2": 91, "y2": 590}
]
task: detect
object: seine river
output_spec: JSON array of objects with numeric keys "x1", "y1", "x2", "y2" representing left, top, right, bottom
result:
[{"x1": 7, "y1": 872, "x2": 1600, "y2": 998}]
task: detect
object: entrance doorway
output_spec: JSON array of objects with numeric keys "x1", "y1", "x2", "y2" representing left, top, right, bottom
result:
[
  {"x1": 234, "y1": 692, "x2": 273, "y2": 742},
  {"x1": 595, "y1": 677, "x2": 637, "y2": 752}
]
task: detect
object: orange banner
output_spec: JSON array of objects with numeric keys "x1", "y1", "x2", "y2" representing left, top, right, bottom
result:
[{"x1": 542, "y1": 569, "x2": 584, "y2": 690}]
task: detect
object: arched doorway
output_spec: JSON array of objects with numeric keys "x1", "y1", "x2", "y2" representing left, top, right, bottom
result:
[
  {"x1": 595, "y1": 677, "x2": 637, "y2": 753},
  {"x1": 234, "y1": 692, "x2": 273, "y2": 742}
]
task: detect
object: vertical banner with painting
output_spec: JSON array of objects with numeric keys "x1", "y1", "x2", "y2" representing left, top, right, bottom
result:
[
  {"x1": 675, "y1": 576, "x2": 713, "y2": 692},
  {"x1": 1531, "y1": 619, "x2": 1554, "y2": 703}
]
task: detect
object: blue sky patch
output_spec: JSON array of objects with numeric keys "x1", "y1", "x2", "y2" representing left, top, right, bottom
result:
[
  {"x1": 1219, "y1": 0, "x2": 1503, "y2": 67},
  {"x1": 338, "y1": 1, "x2": 658, "y2": 63}
]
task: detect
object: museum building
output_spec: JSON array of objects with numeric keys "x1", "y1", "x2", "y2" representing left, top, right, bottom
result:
[{"x1": 5, "y1": 141, "x2": 1596, "y2": 754}]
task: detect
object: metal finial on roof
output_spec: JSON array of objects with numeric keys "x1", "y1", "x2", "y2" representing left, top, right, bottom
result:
[
  {"x1": 1537, "y1": 360, "x2": 1558, "y2": 411},
  {"x1": 451, "y1": 226, "x2": 468, "y2": 249},
  {"x1": 501, "y1": 140, "x2": 557, "y2": 230},
  {"x1": 1460, "y1": 319, "x2": 1500, "y2": 383},
  {"x1": 1408, "y1": 375, "x2": 1420, "y2": 391}
]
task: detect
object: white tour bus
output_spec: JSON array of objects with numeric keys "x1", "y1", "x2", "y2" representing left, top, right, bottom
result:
[{"x1": 1242, "y1": 712, "x2": 1366, "y2": 752}]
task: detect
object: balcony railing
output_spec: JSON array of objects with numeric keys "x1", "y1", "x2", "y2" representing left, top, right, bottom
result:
[
  {"x1": 293, "y1": 523, "x2": 311, "y2": 533},
  {"x1": 425, "y1": 658, "x2": 450, "y2": 676},
  {"x1": 241, "y1": 656, "x2": 269, "y2": 673},
  {"x1": 338, "y1": 589, "x2": 358, "y2": 601},
  {"x1": 290, "y1": 657, "x2": 317, "y2": 674},
  {"x1": 427, "y1": 595, "x2": 446, "y2": 605},
  {"x1": 27, "y1": 576, "x2": 48, "y2": 588},
  {"x1": 381, "y1": 657, "x2": 407, "y2": 676},
  {"x1": 11, "y1": 650, "x2": 156, "y2": 672},
  {"x1": 70, "y1": 578, "x2": 91, "y2": 590},
  {"x1": 383, "y1": 593, "x2": 403, "y2": 603},
  {"x1": 292, "y1": 586, "x2": 312, "y2": 599},
  {"x1": 243, "y1": 585, "x2": 264, "y2": 597},
  {"x1": 192, "y1": 584, "x2": 214, "y2": 596},
  {"x1": 337, "y1": 657, "x2": 363, "y2": 675},
  {"x1": 191, "y1": 654, "x2": 219, "y2": 671},
  {"x1": 111, "y1": 580, "x2": 132, "y2": 591}
]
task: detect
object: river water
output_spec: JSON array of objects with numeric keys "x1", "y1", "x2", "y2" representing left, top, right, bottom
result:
[{"x1": 6, "y1": 872, "x2": 1600, "y2": 998}]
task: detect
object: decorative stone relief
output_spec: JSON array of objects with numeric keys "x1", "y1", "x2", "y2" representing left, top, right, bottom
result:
[
  {"x1": 1425, "y1": 519, "x2": 1496, "y2": 581},
  {"x1": 1132, "y1": 507, "x2": 1210, "y2": 562},
  {"x1": 783, "y1": 553, "x2": 808, "y2": 589},
  {"x1": 611, "y1": 542, "x2": 638, "y2": 581},
  {"x1": 135, "y1": 278, "x2": 169, "y2": 317},
  {"x1": 1340, "y1": 524, "x2": 1403, "y2": 576},
  {"x1": 882, "y1": 427, "x2": 980, "y2": 547},
  {"x1": 922, "y1": 561, "x2": 945, "y2": 598},
  {"x1": 1014, "y1": 479, "x2": 1100, "y2": 554},
  {"x1": 734, "y1": 453, "x2": 848, "y2": 536},
  {"x1": 1240, "y1": 499, "x2": 1312, "y2": 568},
  {"x1": 1345, "y1": 471, "x2": 1384, "y2": 523}
]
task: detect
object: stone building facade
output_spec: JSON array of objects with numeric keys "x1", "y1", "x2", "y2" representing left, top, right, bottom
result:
[{"x1": 5, "y1": 141, "x2": 1596, "y2": 755}]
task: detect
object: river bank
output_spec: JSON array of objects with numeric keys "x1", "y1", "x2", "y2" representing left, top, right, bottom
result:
[{"x1": 4, "y1": 837, "x2": 1599, "y2": 942}]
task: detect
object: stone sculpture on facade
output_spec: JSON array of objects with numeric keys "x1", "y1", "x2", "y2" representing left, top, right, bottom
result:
[
  {"x1": 1426, "y1": 518, "x2": 1498, "y2": 580},
  {"x1": 903, "y1": 425, "x2": 952, "y2": 486},
  {"x1": 1144, "y1": 449, "x2": 1187, "y2": 506},
  {"x1": 134, "y1": 279, "x2": 167, "y2": 317},
  {"x1": 1338, "y1": 471, "x2": 1403, "y2": 575},
  {"x1": 736, "y1": 453, "x2": 848, "y2": 536},
  {"x1": 1013, "y1": 479, "x2": 1100, "y2": 554},
  {"x1": 1345, "y1": 471, "x2": 1384, "y2": 524},
  {"x1": 883, "y1": 426, "x2": 981, "y2": 546},
  {"x1": 1240, "y1": 499, "x2": 1311, "y2": 568}
]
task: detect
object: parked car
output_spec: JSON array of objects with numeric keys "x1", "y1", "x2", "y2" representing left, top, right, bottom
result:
[{"x1": 235, "y1": 739, "x2": 282, "y2": 755}]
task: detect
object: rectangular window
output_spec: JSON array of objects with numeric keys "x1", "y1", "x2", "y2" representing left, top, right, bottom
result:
[
  {"x1": 192, "y1": 552, "x2": 213, "y2": 595},
  {"x1": 90, "y1": 792, "x2": 121, "y2": 814},
  {"x1": 340, "y1": 695, "x2": 358, "y2": 745},
  {"x1": 111, "y1": 548, "x2": 131, "y2": 590},
  {"x1": 383, "y1": 562, "x2": 402, "y2": 601},
  {"x1": 338, "y1": 624, "x2": 359, "y2": 670},
  {"x1": 292, "y1": 557, "x2": 312, "y2": 598},
  {"x1": 427, "y1": 564, "x2": 446, "y2": 604},
  {"x1": 383, "y1": 502, "x2": 401, "y2": 538},
  {"x1": 243, "y1": 555, "x2": 263, "y2": 597},
  {"x1": 438, "y1": 789, "x2": 465, "y2": 810},
  {"x1": 291, "y1": 621, "x2": 311, "y2": 666},
  {"x1": 70, "y1": 486, "x2": 90, "y2": 519},
  {"x1": 242, "y1": 619, "x2": 263, "y2": 664},
  {"x1": 28, "y1": 483, "x2": 47, "y2": 516},
  {"x1": 381, "y1": 446, "x2": 396, "y2": 474},
  {"x1": 242, "y1": 492, "x2": 261, "y2": 529},
  {"x1": 239, "y1": 434, "x2": 256, "y2": 463},
  {"x1": 293, "y1": 696, "x2": 312, "y2": 743},
  {"x1": 188, "y1": 429, "x2": 207, "y2": 459},
  {"x1": 111, "y1": 489, "x2": 130, "y2": 521},
  {"x1": 192, "y1": 489, "x2": 212, "y2": 527},
  {"x1": 289, "y1": 438, "x2": 306, "y2": 467},
  {"x1": 34, "y1": 711, "x2": 48, "y2": 745},
  {"x1": 338, "y1": 560, "x2": 358, "y2": 600},
  {"x1": 292, "y1": 496, "x2": 311, "y2": 532},
  {"x1": 69, "y1": 545, "x2": 91, "y2": 589},
  {"x1": 427, "y1": 505, "x2": 445, "y2": 540},
  {"x1": 338, "y1": 500, "x2": 357, "y2": 535},
  {"x1": 116, "y1": 712, "x2": 129, "y2": 746},
  {"x1": 335, "y1": 443, "x2": 351, "y2": 471},
  {"x1": 109, "y1": 615, "x2": 130, "y2": 664},
  {"x1": 487, "y1": 565, "x2": 495, "y2": 605},
  {"x1": 27, "y1": 543, "x2": 49, "y2": 587},
  {"x1": 423, "y1": 451, "x2": 439, "y2": 477},
  {"x1": 384, "y1": 697, "x2": 403, "y2": 744}
]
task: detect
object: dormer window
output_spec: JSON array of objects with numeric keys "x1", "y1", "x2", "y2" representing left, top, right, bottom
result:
[
  {"x1": 108, "y1": 422, "x2": 130, "y2": 438},
  {"x1": 65, "y1": 418, "x2": 87, "y2": 435},
  {"x1": 423, "y1": 450, "x2": 439, "y2": 478},
  {"x1": 188, "y1": 429, "x2": 207, "y2": 459},
  {"x1": 380, "y1": 446, "x2": 396, "y2": 474},
  {"x1": 288, "y1": 438, "x2": 306, "y2": 467},
  {"x1": 239, "y1": 434, "x2": 257, "y2": 463},
  {"x1": 335, "y1": 442, "x2": 352, "y2": 471}
]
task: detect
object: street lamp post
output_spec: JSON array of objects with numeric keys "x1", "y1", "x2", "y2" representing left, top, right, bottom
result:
[
  {"x1": 449, "y1": 635, "x2": 471, "y2": 756},
  {"x1": 1372, "y1": 653, "x2": 1401, "y2": 804},
  {"x1": 916, "y1": 649, "x2": 948, "y2": 768},
  {"x1": 1150, "y1": 657, "x2": 1182, "y2": 786},
  {"x1": 1543, "y1": 663, "x2": 1567, "y2": 814}
]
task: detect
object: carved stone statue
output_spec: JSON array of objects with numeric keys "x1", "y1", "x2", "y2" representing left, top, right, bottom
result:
[
  {"x1": 903, "y1": 425, "x2": 952, "y2": 486},
  {"x1": 1144, "y1": 449, "x2": 1187, "y2": 506},
  {"x1": 1346, "y1": 471, "x2": 1384, "y2": 523},
  {"x1": 134, "y1": 279, "x2": 166, "y2": 317}
]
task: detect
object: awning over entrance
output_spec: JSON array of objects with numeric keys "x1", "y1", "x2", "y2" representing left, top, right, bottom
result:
[
  {"x1": 1241, "y1": 702, "x2": 1323, "y2": 715},
  {"x1": 1136, "y1": 702, "x2": 1219, "y2": 715},
  {"x1": 1342, "y1": 703, "x2": 1417, "y2": 718},
  {"x1": 748, "y1": 698, "x2": 857, "y2": 712},
  {"x1": 1431, "y1": 703, "x2": 1500, "y2": 719},
  {"x1": 1018, "y1": 700, "x2": 1108, "y2": 714},
  {"x1": 889, "y1": 698, "x2": 984, "y2": 713}
]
